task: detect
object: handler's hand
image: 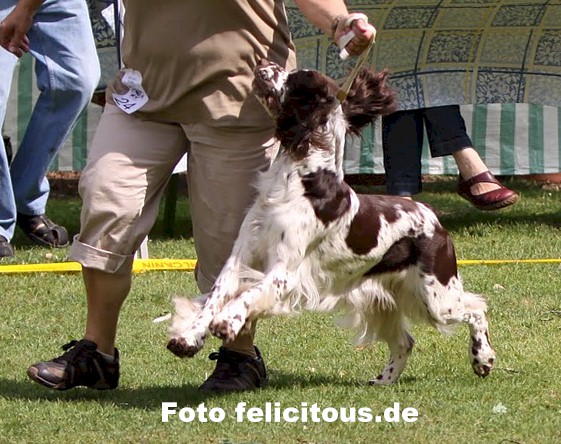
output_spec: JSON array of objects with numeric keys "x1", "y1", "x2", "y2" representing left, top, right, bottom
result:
[
  {"x1": 333, "y1": 13, "x2": 375, "y2": 57},
  {"x1": 0, "y1": 6, "x2": 33, "y2": 58}
]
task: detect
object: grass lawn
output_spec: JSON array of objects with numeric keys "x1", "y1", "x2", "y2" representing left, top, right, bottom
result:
[{"x1": 0, "y1": 176, "x2": 560, "y2": 443}]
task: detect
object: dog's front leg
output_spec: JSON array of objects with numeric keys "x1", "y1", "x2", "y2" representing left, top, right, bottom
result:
[
  {"x1": 209, "y1": 222, "x2": 316, "y2": 342},
  {"x1": 167, "y1": 209, "x2": 260, "y2": 357},
  {"x1": 209, "y1": 264, "x2": 290, "y2": 342},
  {"x1": 167, "y1": 255, "x2": 251, "y2": 357}
]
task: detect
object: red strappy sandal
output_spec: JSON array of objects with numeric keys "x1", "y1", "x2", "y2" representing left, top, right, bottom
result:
[{"x1": 457, "y1": 171, "x2": 519, "y2": 211}]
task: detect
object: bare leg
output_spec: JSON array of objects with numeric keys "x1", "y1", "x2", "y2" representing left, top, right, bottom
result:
[
  {"x1": 453, "y1": 147, "x2": 501, "y2": 194},
  {"x1": 225, "y1": 322, "x2": 257, "y2": 355},
  {"x1": 83, "y1": 267, "x2": 131, "y2": 357}
]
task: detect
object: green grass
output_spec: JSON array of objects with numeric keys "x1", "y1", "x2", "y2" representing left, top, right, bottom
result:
[{"x1": 0, "y1": 177, "x2": 560, "y2": 443}]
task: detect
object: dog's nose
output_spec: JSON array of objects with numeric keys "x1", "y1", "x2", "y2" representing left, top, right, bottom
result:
[
  {"x1": 255, "y1": 59, "x2": 270, "y2": 78},
  {"x1": 256, "y1": 67, "x2": 272, "y2": 81}
]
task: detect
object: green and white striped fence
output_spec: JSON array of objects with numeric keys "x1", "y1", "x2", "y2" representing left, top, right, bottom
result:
[
  {"x1": 4, "y1": 0, "x2": 561, "y2": 176},
  {"x1": 5, "y1": 56, "x2": 561, "y2": 176},
  {"x1": 343, "y1": 103, "x2": 561, "y2": 175}
]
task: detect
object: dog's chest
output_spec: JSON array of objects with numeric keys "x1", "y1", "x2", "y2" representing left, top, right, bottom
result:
[
  {"x1": 252, "y1": 159, "x2": 351, "y2": 247},
  {"x1": 255, "y1": 161, "x2": 318, "y2": 227}
]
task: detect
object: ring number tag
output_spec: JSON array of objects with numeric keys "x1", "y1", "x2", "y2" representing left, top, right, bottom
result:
[{"x1": 112, "y1": 69, "x2": 149, "y2": 114}]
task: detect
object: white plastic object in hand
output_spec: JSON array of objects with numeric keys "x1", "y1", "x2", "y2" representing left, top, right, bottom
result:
[{"x1": 338, "y1": 31, "x2": 355, "y2": 60}]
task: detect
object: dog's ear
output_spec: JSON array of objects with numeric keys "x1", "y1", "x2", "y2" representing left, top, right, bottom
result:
[
  {"x1": 341, "y1": 68, "x2": 397, "y2": 136},
  {"x1": 276, "y1": 70, "x2": 339, "y2": 160}
]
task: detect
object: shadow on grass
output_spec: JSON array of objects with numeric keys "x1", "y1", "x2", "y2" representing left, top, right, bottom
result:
[
  {"x1": 0, "y1": 372, "x2": 419, "y2": 410},
  {"x1": 0, "y1": 370, "x2": 389, "y2": 410},
  {"x1": 353, "y1": 177, "x2": 561, "y2": 231},
  {"x1": 434, "y1": 203, "x2": 561, "y2": 232}
]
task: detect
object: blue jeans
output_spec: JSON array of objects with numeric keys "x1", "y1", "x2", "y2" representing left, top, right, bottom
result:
[{"x1": 0, "y1": 0, "x2": 100, "y2": 241}]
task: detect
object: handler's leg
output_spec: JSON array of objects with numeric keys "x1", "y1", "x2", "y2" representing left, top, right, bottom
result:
[
  {"x1": 382, "y1": 110, "x2": 424, "y2": 196},
  {"x1": 185, "y1": 122, "x2": 278, "y2": 391},
  {"x1": 12, "y1": 0, "x2": 99, "y2": 246},
  {"x1": 27, "y1": 105, "x2": 187, "y2": 390}
]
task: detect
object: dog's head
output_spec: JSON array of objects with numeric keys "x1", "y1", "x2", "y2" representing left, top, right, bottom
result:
[{"x1": 253, "y1": 59, "x2": 396, "y2": 160}]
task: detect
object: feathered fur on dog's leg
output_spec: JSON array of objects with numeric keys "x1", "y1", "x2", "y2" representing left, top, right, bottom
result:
[
  {"x1": 367, "y1": 312, "x2": 415, "y2": 385},
  {"x1": 166, "y1": 205, "x2": 261, "y2": 358},
  {"x1": 167, "y1": 295, "x2": 208, "y2": 358},
  {"x1": 168, "y1": 295, "x2": 208, "y2": 339},
  {"x1": 209, "y1": 264, "x2": 290, "y2": 341},
  {"x1": 166, "y1": 254, "x2": 245, "y2": 358}
]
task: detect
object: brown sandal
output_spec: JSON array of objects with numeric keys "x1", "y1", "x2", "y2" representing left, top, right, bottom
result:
[
  {"x1": 0, "y1": 235, "x2": 14, "y2": 258},
  {"x1": 457, "y1": 171, "x2": 519, "y2": 211},
  {"x1": 16, "y1": 213, "x2": 69, "y2": 248}
]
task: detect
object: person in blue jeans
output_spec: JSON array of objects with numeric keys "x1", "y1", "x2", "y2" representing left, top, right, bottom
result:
[
  {"x1": 0, "y1": 0, "x2": 100, "y2": 258},
  {"x1": 382, "y1": 105, "x2": 519, "y2": 210}
]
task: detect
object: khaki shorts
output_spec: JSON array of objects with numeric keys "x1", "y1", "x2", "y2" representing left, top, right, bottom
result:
[{"x1": 69, "y1": 104, "x2": 278, "y2": 292}]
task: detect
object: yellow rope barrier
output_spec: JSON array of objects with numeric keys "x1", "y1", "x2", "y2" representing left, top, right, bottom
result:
[
  {"x1": 458, "y1": 258, "x2": 561, "y2": 265},
  {"x1": 0, "y1": 259, "x2": 197, "y2": 274},
  {"x1": 0, "y1": 258, "x2": 559, "y2": 274}
]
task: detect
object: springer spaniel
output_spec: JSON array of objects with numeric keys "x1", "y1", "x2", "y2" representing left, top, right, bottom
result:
[{"x1": 167, "y1": 60, "x2": 496, "y2": 384}]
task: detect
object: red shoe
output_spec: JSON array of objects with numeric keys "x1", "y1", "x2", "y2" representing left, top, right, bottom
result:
[{"x1": 458, "y1": 171, "x2": 519, "y2": 210}]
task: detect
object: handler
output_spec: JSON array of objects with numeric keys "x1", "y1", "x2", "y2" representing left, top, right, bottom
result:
[{"x1": 26, "y1": 0, "x2": 375, "y2": 393}]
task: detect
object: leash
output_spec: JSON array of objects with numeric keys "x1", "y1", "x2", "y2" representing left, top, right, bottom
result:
[
  {"x1": 335, "y1": 13, "x2": 377, "y2": 102},
  {"x1": 112, "y1": 0, "x2": 122, "y2": 68}
]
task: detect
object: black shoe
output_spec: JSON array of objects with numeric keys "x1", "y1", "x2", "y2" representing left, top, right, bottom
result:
[
  {"x1": 27, "y1": 339, "x2": 119, "y2": 391},
  {"x1": 0, "y1": 235, "x2": 14, "y2": 258},
  {"x1": 199, "y1": 346, "x2": 268, "y2": 393},
  {"x1": 16, "y1": 213, "x2": 69, "y2": 248}
]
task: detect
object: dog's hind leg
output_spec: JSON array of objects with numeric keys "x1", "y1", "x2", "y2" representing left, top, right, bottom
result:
[
  {"x1": 367, "y1": 312, "x2": 415, "y2": 385},
  {"x1": 461, "y1": 292, "x2": 495, "y2": 378},
  {"x1": 428, "y1": 281, "x2": 496, "y2": 378}
]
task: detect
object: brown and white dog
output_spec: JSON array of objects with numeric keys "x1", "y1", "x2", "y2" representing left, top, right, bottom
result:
[{"x1": 167, "y1": 60, "x2": 495, "y2": 384}]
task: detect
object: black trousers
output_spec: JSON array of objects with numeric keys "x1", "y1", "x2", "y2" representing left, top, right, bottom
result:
[{"x1": 382, "y1": 105, "x2": 473, "y2": 195}]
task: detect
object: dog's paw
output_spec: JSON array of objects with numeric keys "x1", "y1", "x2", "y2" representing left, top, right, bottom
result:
[
  {"x1": 209, "y1": 312, "x2": 246, "y2": 342},
  {"x1": 472, "y1": 361, "x2": 493, "y2": 378},
  {"x1": 368, "y1": 372, "x2": 398, "y2": 386},
  {"x1": 471, "y1": 352, "x2": 495, "y2": 378},
  {"x1": 469, "y1": 335, "x2": 495, "y2": 378},
  {"x1": 209, "y1": 318, "x2": 237, "y2": 341},
  {"x1": 166, "y1": 334, "x2": 206, "y2": 358}
]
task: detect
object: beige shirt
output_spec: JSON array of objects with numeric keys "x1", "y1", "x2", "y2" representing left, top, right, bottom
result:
[{"x1": 108, "y1": 0, "x2": 297, "y2": 126}]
